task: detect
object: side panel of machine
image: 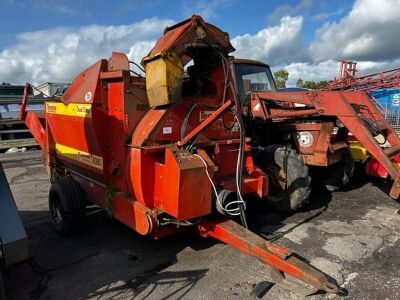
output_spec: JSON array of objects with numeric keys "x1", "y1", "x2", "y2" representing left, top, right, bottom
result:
[
  {"x1": 154, "y1": 148, "x2": 212, "y2": 220},
  {"x1": 45, "y1": 102, "x2": 104, "y2": 174}
]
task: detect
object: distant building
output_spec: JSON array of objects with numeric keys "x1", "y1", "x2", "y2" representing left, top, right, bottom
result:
[
  {"x1": 33, "y1": 82, "x2": 70, "y2": 98},
  {"x1": 0, "y1": 82, "x2": 69, "y2": 144},
  {"x1": 0, "y1": 83, "x2": 44, "y2": 120}
]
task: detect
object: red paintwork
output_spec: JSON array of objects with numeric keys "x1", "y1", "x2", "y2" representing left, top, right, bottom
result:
[
  {"x1": 19, "y1": 15, "x2": 343, "y2": 295},
  {"x1": 153, "y1": 148, "x2": 212, "y2": 220},
  {"x1": 62, "y1": 60, "x2": 105, "y2": 105},
  {"x1": 145, "y1": 15, "x2": 234, "y2": 65},
  {"x1": 18, "y1": 83, "x2": 31, "y2": 121},
  {"x1": 198, "y1": 219, "x2": 339, "y2": 294},
  {"x1": 251, "y1": 90, "x2": 400, "y2": 198},
  {"x1": 365, "y1": 155, "x2": 400, "y2": 179},
  {"x1": 24, "y1": 112, "x2": 46, "y2": 149},
  {"x1": 22, "y1": 37, "x2": 265, "y2": 231},
  {"x1": 325, "y1": 60, "x2": 400, "y2": 92},
  {"x1": 178, "y1": 100, "x2": 234, "y2": 146}
]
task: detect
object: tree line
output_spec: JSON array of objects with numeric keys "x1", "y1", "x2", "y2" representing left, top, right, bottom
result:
[{"x1": 273, "y1": 69, "x2": 328, "y2": 90}]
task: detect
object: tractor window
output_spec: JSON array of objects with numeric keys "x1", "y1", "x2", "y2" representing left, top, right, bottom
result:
[{"x1": 234, "y1": 64, "x2": 276, "y2": 104}]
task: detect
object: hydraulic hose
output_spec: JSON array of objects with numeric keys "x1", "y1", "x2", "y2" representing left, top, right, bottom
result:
[{"x1": 232, "y1": 110, "x2": 248, "y2": 228}]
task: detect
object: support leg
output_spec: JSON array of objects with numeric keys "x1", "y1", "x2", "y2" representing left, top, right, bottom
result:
[{"x1": 197, "y1": 219, "x2": 342, "y2": 295}]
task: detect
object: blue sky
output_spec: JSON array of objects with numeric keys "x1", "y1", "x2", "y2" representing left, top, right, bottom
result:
[
  {"x1": 0, "y1": 0, "x2": 352, "y2": 49},
  {"x1": 0, "y1": 0, "x2": 399, "y2": 85}
]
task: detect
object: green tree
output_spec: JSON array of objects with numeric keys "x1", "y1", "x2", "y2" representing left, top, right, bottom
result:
[
  {"x1": 274, "y1": 69, "x2": 289, "y2": 89},
  {"x1": 296, "y1": 78, "x2": 328, "y2": 90}
]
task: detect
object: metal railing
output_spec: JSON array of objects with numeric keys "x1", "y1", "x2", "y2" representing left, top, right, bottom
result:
[{"x1": 381, "y1": 103, "x2": 400, "y2": 134}]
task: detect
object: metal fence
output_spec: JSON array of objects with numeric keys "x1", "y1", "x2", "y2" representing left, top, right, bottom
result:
[{"x1": 381, "y1": 103, "x2": 400, "y2": 134}]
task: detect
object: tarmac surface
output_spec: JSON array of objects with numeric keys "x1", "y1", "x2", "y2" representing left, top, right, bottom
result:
[{"x1": 1, "y1": 150, "x2": 400, "y2": 300}]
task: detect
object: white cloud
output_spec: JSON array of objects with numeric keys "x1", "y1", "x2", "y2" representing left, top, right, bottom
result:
[
  {"x1": 267, "y1": 0, "x2": 313, "y2": 24},
  {"x1": 309, "y1": 0, "x2": 400, "y2": 62},
  {"x1": 280, "y1": 60, "x2": 339, "y2": 86},
  {"x1": 0, "y1": 18, "x2": 174, "y2": 84},
  {"x1": 182, "y1": 0, "x2": 235, "y2": 19},
  {"x1": 232, "y1": 16, "x2": 305, "y2": 65},
  {"x1": 1, "y1": 0, "x2": 400, "y2": 86}
]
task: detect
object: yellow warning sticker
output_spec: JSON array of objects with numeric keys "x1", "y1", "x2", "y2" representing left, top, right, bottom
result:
[{"x1": 46, "y1": 102, "x2": 92, "y2": 118}]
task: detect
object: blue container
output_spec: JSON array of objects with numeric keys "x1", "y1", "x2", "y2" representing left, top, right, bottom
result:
[
  {"x1": 371, "y1": 88, "x2": 400, "y2": 133},
  {"x1": 370, "y1": 88, "x2": 400, "y2": 110}
]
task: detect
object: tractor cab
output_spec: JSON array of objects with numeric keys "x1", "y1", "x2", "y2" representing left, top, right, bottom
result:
[{"x1": 230, "y1": 59, "x2": 277, "y2": 105}]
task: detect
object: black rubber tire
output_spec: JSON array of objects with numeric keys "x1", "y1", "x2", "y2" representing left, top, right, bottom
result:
[
  {"x1": 323, "y1": 148, "x2": 355, "y2": 192},
  {"x1": 257, "y1": 145, "x2": 311, "y2": 212},
  {"x1": 48, "y1": 177, "x2": 86, "y2": 235}
]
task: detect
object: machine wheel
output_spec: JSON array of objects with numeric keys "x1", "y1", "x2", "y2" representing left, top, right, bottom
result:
[
  {"x1": 48, "y1": 177, "x2": 86, "y2": 235},
  {"x1": 257, "y1": 145, "x2": 311, "y2": 212},
  {"x1": 322, "y1": 148, "x2": 355, "y2": 192}
]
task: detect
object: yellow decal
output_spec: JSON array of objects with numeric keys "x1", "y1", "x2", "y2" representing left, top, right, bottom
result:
[
  {"x1": 55, "y1": 143, "x2": 103, "y2": 170},
  {"x1": 46, "y1": 102, "x2": 92, "y2": 118}
]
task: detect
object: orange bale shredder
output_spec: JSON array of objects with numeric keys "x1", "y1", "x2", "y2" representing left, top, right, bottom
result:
[{"x1": 20, "y1": 15, "x2": 343, "y2": 296}]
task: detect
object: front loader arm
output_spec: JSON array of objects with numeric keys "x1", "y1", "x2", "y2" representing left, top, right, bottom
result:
[{"x1": 251, "y1": 91, "x2": 400, "y2": 199}]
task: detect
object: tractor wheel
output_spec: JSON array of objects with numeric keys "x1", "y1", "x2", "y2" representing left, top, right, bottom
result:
[
  {"x1": 48, "y1": 178, "x2": 86, "y2": 235},
  {"x1": 322, "y1": 148, "x2": 355, "y2": 192},
  {"x1": 257, "y1": 145, "x2": 311, "y2": 212}
]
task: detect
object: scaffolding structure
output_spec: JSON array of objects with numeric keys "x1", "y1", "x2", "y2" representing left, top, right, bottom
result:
[{"x1": 325, "y1": 61, "x2": 400, "y2": 133}]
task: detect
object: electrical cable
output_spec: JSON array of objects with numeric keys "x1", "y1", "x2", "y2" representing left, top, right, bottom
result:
[
  {"x1": 181, "y1": 38, "x2": 247, "y2": 225},
  {"x1": 180, "y1": 55, "x2": 229, "y2": 140},
  {"x1": 129, "y1": 70, "x2": 142, "y2": 77},
  {"x1": 129, "y1": 60, "x2": 145, "y2": 73},
  {"x1": 181, "y1": 37, "x2": 231, "y2": 139},
  {"x1": 194, "y1": 154, "x2": 245, "y2": 216},
  {"x1": 232, "y1": 111, "x2": 248, "y2": 228},
  {"x1": 193, "y1": 111, "x2": 248, "y2": 225}
]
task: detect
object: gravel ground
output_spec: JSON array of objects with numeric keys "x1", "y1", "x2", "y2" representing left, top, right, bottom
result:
[{"x1": 1, "y1": 151, "x2": 400, "y2": 300}]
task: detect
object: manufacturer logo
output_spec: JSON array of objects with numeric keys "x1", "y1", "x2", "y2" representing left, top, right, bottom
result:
[
  {"x1": 77, "y1": 151, "x2": 103, "y2": 170},
  {"x1": 85, "y1": 91, "x2": 92, "y2": 102},
  {"x1": 76, "y1": 105, "x2": 91, "y2": 116},
  {"x1": 46, "y1": 104, "x2": 56, "y2": 113},
  {"x1": 297, "y1": 131, "x2": 313, "y2": 147}
]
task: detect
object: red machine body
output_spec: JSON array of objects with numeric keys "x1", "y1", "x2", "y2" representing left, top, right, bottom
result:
[
  {"x1": 30, "y1": 53, "x2": 266, "y2": 233},
  {"x1": 249, "y1": 90, "x2": 400, "y2": 199},
  {"x1": 20, "y1": 15, "x2": 345, "y2": 295}
]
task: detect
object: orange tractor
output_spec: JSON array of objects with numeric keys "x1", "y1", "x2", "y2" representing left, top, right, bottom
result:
[{"x1": 19, "y1": 15, "x2": 400, "y2": 296}]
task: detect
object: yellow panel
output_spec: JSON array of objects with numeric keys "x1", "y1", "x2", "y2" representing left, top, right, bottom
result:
[
  {"x1": 349, "y1": 141, "x2": 368, "y2": 161},
  {"x1": 55, "y1": 143, "x2": 103, "y2": 170},
  {"x1": 45, "y1": 102, "x2": 92, "y2": 118},
  {"x1": 143, "y1": 52, "x2": 183, "y2": 107}
]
